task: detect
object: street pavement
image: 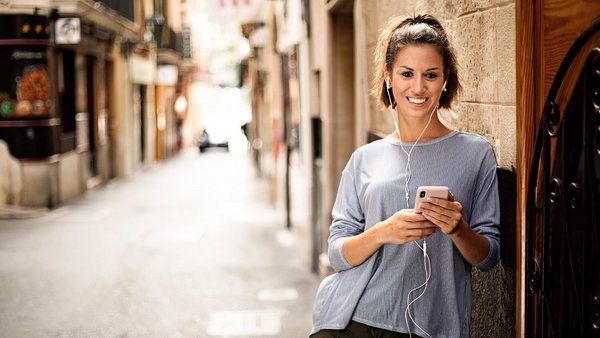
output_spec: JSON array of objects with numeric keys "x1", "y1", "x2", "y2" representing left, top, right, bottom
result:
[{"x1": 0, "y1": 148, "x2": 319, "y2": 338}]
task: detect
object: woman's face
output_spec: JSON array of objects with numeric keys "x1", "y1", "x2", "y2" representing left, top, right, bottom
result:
[{"x1": 389, "y1": 44, "x2": 445, "y2": 120}]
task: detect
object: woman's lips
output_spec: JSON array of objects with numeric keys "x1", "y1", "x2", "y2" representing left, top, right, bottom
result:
[{"x1": 406, "y1": 96, "x2": 428, "y2": 104}]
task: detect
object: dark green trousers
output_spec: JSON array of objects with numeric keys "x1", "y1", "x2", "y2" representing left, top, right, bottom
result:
[{"x1": 310, "y1": 321, "x2": 422, "y2": 338}]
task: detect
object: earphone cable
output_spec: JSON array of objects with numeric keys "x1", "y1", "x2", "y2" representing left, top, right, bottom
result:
[
  {"x1": 404, "y1": 242, "x2": 432, "y2": 338},
  {"x1": 386, "y1": 89, "x2": 438, "y2": 338},
  {"x1": 395, "y1": 105, "x2": 436, "y2": 209}
]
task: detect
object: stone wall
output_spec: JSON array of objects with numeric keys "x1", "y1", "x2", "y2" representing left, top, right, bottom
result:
[{"x1": 360, "y1": 0, "x2": 516, "y2": 170}]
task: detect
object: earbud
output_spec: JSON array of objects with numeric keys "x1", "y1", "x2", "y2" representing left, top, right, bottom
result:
[{"x1": 385, "y1": 78, "x2": 396, "y2": 109}]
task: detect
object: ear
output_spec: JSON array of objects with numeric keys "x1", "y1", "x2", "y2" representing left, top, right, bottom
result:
[
  {"x1": 383, "y1": 70, "x2": 391, "y2": 89},
  {"x1": 442, "y1": 79, "x2": 448, "y2": 91}
]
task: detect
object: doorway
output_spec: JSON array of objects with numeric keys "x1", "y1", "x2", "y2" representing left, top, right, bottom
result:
[{"x1": 517, "y1": 1, "x2": 600, "y2": 336}]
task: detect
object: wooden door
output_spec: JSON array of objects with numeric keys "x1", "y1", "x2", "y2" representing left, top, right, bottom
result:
[{"x1": 517, "y1": 1, "x2": 600, "y2": 337}]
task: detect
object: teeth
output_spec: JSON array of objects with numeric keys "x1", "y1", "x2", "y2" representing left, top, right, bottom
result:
[{"x1": 407, "y1": 97, "x2": 427, "y2": 104}]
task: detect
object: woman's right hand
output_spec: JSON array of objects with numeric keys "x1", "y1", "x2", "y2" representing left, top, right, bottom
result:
[
  {"x1": 371, "y1": 209, "x2": 439, "y2": 245},
  {"x1": 342, "y1": 209, "x2": 439, "y2": 267}
]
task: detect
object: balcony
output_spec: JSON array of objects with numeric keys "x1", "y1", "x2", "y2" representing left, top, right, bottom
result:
[
  {"x1": 51, "y1": 0, "x2": 137, "y2": 40},
  {"x1": 96, "y1": 0, "x2": 134, "y2": 23},
  {"x1": 154, "y1": 24, "x2": 182, "y2": 65}
]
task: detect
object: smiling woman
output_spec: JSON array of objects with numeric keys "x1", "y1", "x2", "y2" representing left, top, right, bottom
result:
[
  {"x1": 310, "y1": 14, "x2": 500, "y2": 338},
  {"x1": 385, "y1": 44, "x2": 448, "y2": 142}
]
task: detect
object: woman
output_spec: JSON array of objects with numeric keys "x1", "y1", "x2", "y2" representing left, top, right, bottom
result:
[{"x1": 310, "y1": 14, "x2": 500, "y2": 338}]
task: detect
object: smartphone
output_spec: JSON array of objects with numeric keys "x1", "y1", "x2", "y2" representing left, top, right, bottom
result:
[{"x1": 414, "y1": 186, "x2": 449, "y2": 213}]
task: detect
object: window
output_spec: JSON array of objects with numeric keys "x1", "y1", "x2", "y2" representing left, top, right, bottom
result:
[{"x1": 0, "y1": 45, "x2": 51, "y2": 119}]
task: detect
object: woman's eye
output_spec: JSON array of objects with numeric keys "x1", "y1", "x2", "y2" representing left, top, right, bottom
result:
[
  {"x1": 425, "y1": 73, "x2": 439, "y2": 80},
  {"x1": 401, "y1": 71, "x2": 413, "y2": 78}
]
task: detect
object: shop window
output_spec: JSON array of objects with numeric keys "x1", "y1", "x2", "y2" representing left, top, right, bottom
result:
[
  {"x1": 0, "y1": 45, "x2": 51, "y2": 119},
  {"x1": 0, "y1": 42, "x2": 59, "y2": 159}
]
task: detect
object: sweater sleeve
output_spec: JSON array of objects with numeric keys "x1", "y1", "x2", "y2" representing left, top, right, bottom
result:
[
  {"x1": 327, "y1": 163, "x2": 366, "y2": 272},
  {"x1": 469, "y1": 147, "x2": 501, "y2": 271}
]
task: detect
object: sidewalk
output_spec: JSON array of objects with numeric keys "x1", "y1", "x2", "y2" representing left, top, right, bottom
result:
[
  {"x1": 0, "y1": 205, "x2": 48, "y2": 219},
  {"x1": 0, "y1": 148, "x2": 319, "y2": 338}
]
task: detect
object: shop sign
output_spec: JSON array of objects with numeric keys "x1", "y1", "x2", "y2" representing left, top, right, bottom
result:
[
  {"x1": 156, "y1": 65, "x2": 178, "y2": 86},
  {"x1": 182, "y1": 26, "x2": 192, "y2": 60},
  {"x1": 55, "y1": 18, "x2": 81, "y2": 44},
  {"x1": 129, "y1": 54, "x2": 155, "y2": 84},
  {"x1": 0, "y1": 14, "x2": 49, "y2": 40},
  {"x1": 0, "y1": 45, "x2": 51, "y2": 119}
]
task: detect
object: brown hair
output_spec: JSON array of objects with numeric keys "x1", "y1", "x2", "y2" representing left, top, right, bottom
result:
[{"x1": 370, "y1": 14, "x2": 462, "y2": 109}]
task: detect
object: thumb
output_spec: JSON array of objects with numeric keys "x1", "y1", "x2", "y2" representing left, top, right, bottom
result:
[{"x1": 448, "y1": 191, "x2": 456, "y2": 202}]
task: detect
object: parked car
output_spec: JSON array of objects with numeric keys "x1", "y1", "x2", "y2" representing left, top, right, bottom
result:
[{"x1": 197, "y1": 129, "x2": 229, "y2": 153}]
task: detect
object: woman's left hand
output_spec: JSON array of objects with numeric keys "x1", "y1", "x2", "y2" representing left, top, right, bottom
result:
[
  {"x1": 417, "y1": 191, "x2": 464, "y2": 236},
  {"x1": 418, "y1": 191, "x2": 491, "y2": 265}
]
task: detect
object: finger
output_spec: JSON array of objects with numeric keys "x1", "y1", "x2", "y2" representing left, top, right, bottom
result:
[
  {"x1": 422, "y1": 210, "x2": 452, "y2": 228},
  {"x1": 426, "y1": 199, "x2": 463, "y2": 218},
  {"x1": 448, "y1": 191, "x2": 456, "y2": 202},
  {"x1": 399, "y1": 211, "x2": 428, "y2": 221},
  {"x1": 402, "y1": 220, "x2": 438, "y2": 230},
  {"x1": 426, "y1": 197, "x2": 453, "y2": 209},
  {"x1": 404, "y1": 227, "x2": 439, "y2": 239},
  {"x1": 404, "y1": 222, "x2": 439, "y2": 232},
  {"x1": 420, "y1": 201, "x2": 453, "y2": 218}
]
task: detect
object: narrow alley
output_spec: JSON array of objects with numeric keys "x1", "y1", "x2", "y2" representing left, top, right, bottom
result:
[{"x1": 0, "y1": 149, "x2": 318, "y2": 338}]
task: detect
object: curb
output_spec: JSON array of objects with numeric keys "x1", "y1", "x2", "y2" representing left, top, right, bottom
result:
[{"x1": 0, "y1": 205, "x2": 49, "y2": 220}]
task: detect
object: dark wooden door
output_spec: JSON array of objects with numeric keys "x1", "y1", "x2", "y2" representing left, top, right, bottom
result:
[{"x1": 517, "y1": 1, "x2": 600, "y2": 337}]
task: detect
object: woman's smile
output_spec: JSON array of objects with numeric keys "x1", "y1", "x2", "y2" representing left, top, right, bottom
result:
[{"x1": 406, "y1": 96, "x2": 428, "y2": 105}]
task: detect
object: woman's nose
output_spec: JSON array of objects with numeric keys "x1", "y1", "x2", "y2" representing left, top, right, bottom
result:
[{"x1": 411, "y1": 77, "x2": 426, "y2": 94}]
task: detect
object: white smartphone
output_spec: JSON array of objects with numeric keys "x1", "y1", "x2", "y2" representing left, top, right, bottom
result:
[{"x1": 414, "y1": 186, "x2": 449, "y2": 213}]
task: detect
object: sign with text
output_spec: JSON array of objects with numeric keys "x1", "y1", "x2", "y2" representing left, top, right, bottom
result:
[{"x1": 55, "y1": 18, "x2": 81, "y2": 44}]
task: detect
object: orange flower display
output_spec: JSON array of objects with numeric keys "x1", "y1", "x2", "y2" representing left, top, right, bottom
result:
[{"x1": 18, "y1": 68, "x2": 49, "y2": 102}]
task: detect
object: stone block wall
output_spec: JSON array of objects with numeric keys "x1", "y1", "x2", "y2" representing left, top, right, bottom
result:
[{"x1": 361, "y1": 0, "x2": 516, "y2": 170}]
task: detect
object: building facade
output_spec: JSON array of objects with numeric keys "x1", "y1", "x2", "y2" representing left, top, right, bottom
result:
[{"x1": 0, "y1": 0, "x2": 190, "y2": 208}]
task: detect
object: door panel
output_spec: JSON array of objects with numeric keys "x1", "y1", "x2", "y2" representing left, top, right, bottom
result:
[{"x1": 518, "y1": 0, "x2": 600, "y2": 336}]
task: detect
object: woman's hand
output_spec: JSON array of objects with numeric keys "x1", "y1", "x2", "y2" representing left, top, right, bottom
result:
[
  {"x1": 372, "y1": 209, "x2": 439, "y2": 245},
  {"x1": 341, "y1": 209, "x2": 438, "y2": 267},
  {"x1": 417, "y1": 191, "x2": 490, "y2": 265},
  {"x1": 417, "y1": 191, "x2": 464, "y2": 235}
]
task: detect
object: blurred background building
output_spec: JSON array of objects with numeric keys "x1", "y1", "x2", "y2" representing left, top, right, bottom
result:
[
  {"x1": 0, "y1": 0, "x2": 194, "y2": 208},
  {"x1": 1, "y1": 0, "x2": 599, "y2": 337}
]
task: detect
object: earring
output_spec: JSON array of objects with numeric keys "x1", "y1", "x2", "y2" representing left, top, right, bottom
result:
[{"x1": 443, "y1": 87, "x2": 447, "y2": 92}]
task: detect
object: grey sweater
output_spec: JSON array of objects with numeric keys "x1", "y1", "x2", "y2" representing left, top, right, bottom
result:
[{"x1": 311, "y1": 131, "x2": 500, "y2": 338}]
